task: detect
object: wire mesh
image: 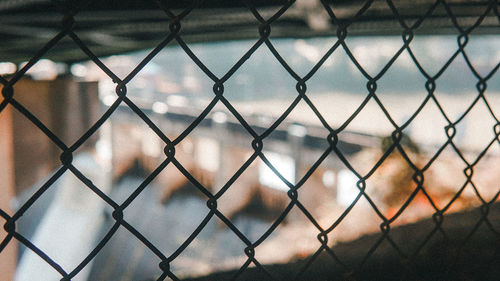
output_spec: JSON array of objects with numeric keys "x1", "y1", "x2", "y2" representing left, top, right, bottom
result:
[{"x1": 1, "y1": 0, "x2": 500, "y2": 280}]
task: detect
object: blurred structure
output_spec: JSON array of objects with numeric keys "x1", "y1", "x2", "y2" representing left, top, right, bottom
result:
[{"x1": 0, "y1": 0, "x2": 498, "y2": 280}]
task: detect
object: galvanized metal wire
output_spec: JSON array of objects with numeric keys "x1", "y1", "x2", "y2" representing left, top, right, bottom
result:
[{"x1": 1, "y1": 0, "x2": 500, "y2": 280}]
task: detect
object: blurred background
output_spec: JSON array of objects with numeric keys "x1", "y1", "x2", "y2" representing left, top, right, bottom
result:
[{"x1": 0, "y1": 1, "x2": 499, "y2": 280}]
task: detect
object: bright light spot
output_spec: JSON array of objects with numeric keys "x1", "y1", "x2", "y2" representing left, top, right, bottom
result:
[
  {"x1": 259, "y1": 152, "x2": 295, "y2": 192},
  {"x1": 142, "y1": 130, "x2": 161, "y2": 157},
  {"x1": 152, "y1": 102, "x2": 168, "y2": 114},
  {"x1": 22, "y1": 59, "x2": 58, "y2": 80},
  {"x1": 70, "y1": 63, "x2": 88, "y2": 77},
  {"x1": 98, "y1": 80, "x2": 115, "y2": 97},
  {"x1": 181, "y1": 139, "x2": 194, "y2": 154},
  {"x1": 166, "y1": 95, "x2": 188, "y2": 107},
  {"x1": 349, "y1": 38, "x2": 409, "y2": 73},
  {"x1": 294, "y1": 40, "x2": 321, "y2": 63},
  {"x1": 0, "y1": 62, "x2": 16, "y2": 74},
  {"x1": 294, "y1": 39, "x2": 334, "y2": 67},
  {"x1": 337, "y1": 169, "x2": 359, "y2": 207},
  {"x1": 103, "y1": 55, "x2": 135, "y2": 77},
  {"x1": 322, "y1": 170, "x2": 336, "y2": 187},
  {"x1": 102, "y1": 95, "x2": 116, "y2": 107},
  {"x1": 212, "y1": 111, "x2": 227, "y2": 124},
  {"x1": 196, "y1": 138, "x2": 220, "y2": 172},
  {"x1": 96, "y1": 139, "x2": 112, "y2": 162},
  {"x1": 288, "y1": 123, "x2": 307, "y2": 138},
  {"x1": 96, "y1": 122, "x2": 113, "y2": 164},
  {"x1": 141, "y1": 62, "x2": 160, "y2": 75}
]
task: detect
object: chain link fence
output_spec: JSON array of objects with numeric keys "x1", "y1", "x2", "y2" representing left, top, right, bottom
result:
[{"x1": 1, "y1": 0, "x2": 500, "y2": 280}]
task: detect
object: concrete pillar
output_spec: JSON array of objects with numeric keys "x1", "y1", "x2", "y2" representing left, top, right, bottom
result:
[
  {"x1": 0, "y1": 101, "x2": 17, "y2": 281},
  {"x1": 8, "y1": 77, "x2": 99, "y2": 194},
  {"x1": 287, "y1": 123, "x2": 307, "y2": 184},
  {"x1": 15, "y1": 153, "x2": 111, "y2": 281},
  {"x1": 212, "y1": 111, "x2": 228, "y2": 192},
  {"x1": 0, "y1": 77, "x2": 98, "y2": 280}
]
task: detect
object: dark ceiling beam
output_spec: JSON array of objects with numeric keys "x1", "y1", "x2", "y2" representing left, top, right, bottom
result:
[{"x1": 0, "y1": 1, "x2": 498, "y2": 63}]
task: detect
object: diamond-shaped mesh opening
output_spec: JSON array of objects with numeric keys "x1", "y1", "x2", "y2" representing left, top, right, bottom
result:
[
  {"x1": 376, "y1": 53, "x2": 428, "y2": 121},
  {"x1": 346, "y1": 36, "x2": 404, "y2": 77},
  {"x1": 225, "y1": 45, "x2": 300, "y2": 129},
  {"x1": 424, "y1": 145, "x2": 469, "y2": 209},
  {"x1": 87, "y1": 225, "x2": 164, "y2": 281},
  {"x1": 13, "y1": 167, "x2": 116, "y2": 279},
  {"x1": 123, "y1": 45, "x2": 217, "y2": 107},
  {"x1": 455, "y1": 101, "x2": 498, "y2": 159},
  {"x1": 410, "y1": 35, "x2": 460, "y2": 75},
  {"x1": 216, "y1": 156, "x2": 290, "y2": 235},
  {"x1": 291, "y1": 167, "x2": 336, "y2": 223},
  {"x1": 306, "y1": 45, "x2": 369, "y2": 118},
  {"x1": 168, "y1": 216, "x2": 248, "y2": 278}
]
